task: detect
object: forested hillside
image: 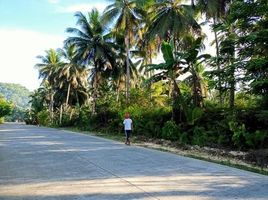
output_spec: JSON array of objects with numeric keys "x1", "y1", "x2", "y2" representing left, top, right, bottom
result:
[
  {"x1": 0, "y1": 83, "x2": 31, "y2": 122},
  {"x1": 0, "y1": 82, "x2": 30, "y2": 108}
]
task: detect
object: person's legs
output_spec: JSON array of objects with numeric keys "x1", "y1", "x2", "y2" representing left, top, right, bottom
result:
[
  {"x1": 126, "y1": 130, "x2": 131, "y2": 145},
  {"x1": 124, "y1": 130, "x2": 128, "y2": 144}
]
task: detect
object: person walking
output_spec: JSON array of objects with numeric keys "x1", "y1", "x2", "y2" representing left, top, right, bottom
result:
[{"x1": 123, "y1": 112, "x2": 133, "y2": 145}]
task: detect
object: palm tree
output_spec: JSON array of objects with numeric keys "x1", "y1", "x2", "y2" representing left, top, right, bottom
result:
[
  {"x1": 35, "y1": 49, "x2": 63, "y2": 119},
  {"x1": 65, "y1": 9, "x2": 116, "y2": 113},
  {"x1": 58, "y1": 44, "x2": 89, "y2": 106},
  {"x1": 102, "y1": 0, "x2": 143, "y2": 104},
  {"x1": 181, "y1": 37, "x2": 210, "y2": 107},
  {"x1": 216, "y1": 19, "x2": 237, "y2": 108},
  {"x1": 145, "y1": 0, "x2": 201, "y2": 51},
  {"x1": 195, "y1": 0, "x2": 231, "y2": 105}
]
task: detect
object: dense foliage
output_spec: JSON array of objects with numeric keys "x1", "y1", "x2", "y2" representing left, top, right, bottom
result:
[
  {"x1": 0, "y1": 83, "x2": 30, "y2": 108},
  {"x1": 0, "y1": 96, "x2": 13, "y2": 123},
  {"x1": 26, "y1": 0, "x2": 268, "y2": 151},
  {"x1": 0, "y1": 82, "x2": 30, "y2": 122}
]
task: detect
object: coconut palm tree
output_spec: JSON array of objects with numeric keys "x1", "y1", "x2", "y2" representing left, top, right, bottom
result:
[
  {"x1": 195, "y1": 0, "x2": 231, "y2": 105},
  {"x1": 65, "y1": 9, "x2": 116, "y2": 113},
  {"x1": 145, "y1": 0, "x2": 201, "y2": 51},
  {"x1": 58, "y1": 44, "x2": 89, "y2": 106},
  {"x1": 102, "y1": 0, "x2": 144, "y2": 104},
  {"x1": 181, "y1": 36, "x2": 210, "y2": 107},
  {"x1": 35, "y1": 49, "x2": 63, "y2": 119}
]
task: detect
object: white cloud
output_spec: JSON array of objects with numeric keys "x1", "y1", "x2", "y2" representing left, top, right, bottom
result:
[
  {"x1": 0, "y1": 29, "x2": 64, "y2": 91},
  {"x1": 57, "y1": 3, "x2": 107, "y2": 14}
]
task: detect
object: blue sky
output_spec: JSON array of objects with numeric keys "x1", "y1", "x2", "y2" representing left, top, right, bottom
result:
[{"x1": 0, "y1": 0, "x2": 108, "y2": 91}]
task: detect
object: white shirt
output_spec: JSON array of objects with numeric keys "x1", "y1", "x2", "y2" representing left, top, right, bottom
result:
[{"x1": 123, "y1": 118, "x2": 132, "y2": 130}]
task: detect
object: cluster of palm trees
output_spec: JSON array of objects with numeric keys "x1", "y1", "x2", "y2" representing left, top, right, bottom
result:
[{"x1": 32, "y1": 0, "x2": 233, "y2": 123}]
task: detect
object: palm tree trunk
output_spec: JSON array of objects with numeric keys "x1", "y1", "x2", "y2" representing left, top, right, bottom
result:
[
  {"x1": 229, "y1": 70, "x2": 235, "y2": 108},
  {"x1": 172, "y1": 79, "x2": 183, "y2": 122},
  {"x1": 59, "y1": 104, "x2": 63, "y2": 125},
  {"x1": 92, "y1": 62, "x2": 98, "y2": 114},
  {"x1": 149, "y1": 46, "x2": 153, "y2": 102},
  {"x1": 66, "y1": 83, "x2": 71, "y2": 105},
  {"x1": 116, "y1": 79, "x2": 120, "y2": 102},
  {"x1": 50, "y1": 90, "x2": 54, "y2": 121},
  {"x1": 125, "y1": 30, "x2": 130, "y2": 105},
  {"x1": 213, "y1": 17, "x2": 223, "y2": 106}
]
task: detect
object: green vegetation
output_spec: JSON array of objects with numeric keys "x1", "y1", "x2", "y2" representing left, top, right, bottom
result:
[
  {"x1": 0, "y1": 83, "x2": 30, "y2": 122},
  {"x1": 26, "y1": 0, "x2": 268, "y2": 162},
  {"x1": 0, "y1": 96, "x2": 13, "y2": 123}
]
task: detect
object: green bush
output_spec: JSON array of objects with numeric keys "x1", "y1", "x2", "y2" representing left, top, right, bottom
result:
[
  {"x1": 37, "y1": 110, "x2": 51, "y2": 126},
  {"x1": 121, "y1": 105, "x2": 171, "y2": 138},
  {"x1": 192, "y1": 126, "x2": 207, "y2": 146},
  {"x1": 162, "y1": 120, "x2": 181, "y2": 140},
  {"x1": 0, "y1": 97, "x2": 13, "y2": 119}
]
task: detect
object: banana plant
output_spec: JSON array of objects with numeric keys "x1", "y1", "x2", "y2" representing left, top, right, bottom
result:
[{"x1": 146, "y1": 41, "x2": 188, "y2": 121}]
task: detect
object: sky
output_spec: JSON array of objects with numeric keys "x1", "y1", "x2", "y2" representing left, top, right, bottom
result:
[
  {"x1": 0, "y1": 0, "x2": 108, "y2": 91},
  {"x1": 0, "y1": 0, "x2": 214, "y2": 92}
]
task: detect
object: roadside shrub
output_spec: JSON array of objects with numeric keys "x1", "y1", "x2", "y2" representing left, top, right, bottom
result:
[
  {"x1": 162, "y1": 120, "x2": 181, "y2": 140},
  {"x1": 192, "y1": 126, "x2": 207, "y2": 146},
  {"x1": 37, "y1": 110, "x2": 51, "y2": 126},
  {"x1": 121, "y1": 105, "x2": 171, "y2": 138},
  {"x1": 59, "y1": 107, "x2": 79, "y2": 127},
  {"x1": 243, "y1": 130, "x2": 268, "y2": 149}
]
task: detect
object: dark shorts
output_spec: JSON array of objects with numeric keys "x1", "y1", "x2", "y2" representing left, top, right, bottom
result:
[{"x1": 125, "y1": 130, "x2": 132, "y2": 139}]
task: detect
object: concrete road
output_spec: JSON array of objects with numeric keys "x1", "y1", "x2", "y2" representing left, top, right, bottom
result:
[{"x1": 0, "y1": 123, "x2": 267, "y2": 200}]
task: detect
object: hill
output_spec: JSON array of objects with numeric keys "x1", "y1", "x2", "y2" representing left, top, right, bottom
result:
[{"x1": 0, "y1": 82, "x2": 31, "y2": 109}]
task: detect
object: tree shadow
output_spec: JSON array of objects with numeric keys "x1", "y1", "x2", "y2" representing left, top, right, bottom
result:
[{"x1": 1, "y1": 123, "x2": 268, "y2": 200}]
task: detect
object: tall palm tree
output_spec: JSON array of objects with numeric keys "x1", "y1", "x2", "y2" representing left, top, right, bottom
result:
[
  {"x1": 195, "y1": 0, "x2": 231, "y2": 105},
  {"x1": 58, "y1": 44, "x2": 89, "y2": 106},
  {"x1": 181, "y1": 36, "x2": 210, "y2": 107},
  {"x1": 216, "y1": 19, "x2": 237, "y2": 108},
  {"x1": 102, "y1": 0, "x2": 143, "y2": 104},
  {"x1": 35, "y1": 49, "x2": 63, "y2": 119},
  {"x1": 65, "y1": 9, "x2": 116, "y2": 113},
  {"x1": 145, "y1": 0, "x2": 201, "y2": 51}
]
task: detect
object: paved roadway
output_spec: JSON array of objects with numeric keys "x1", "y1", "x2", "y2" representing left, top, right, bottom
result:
[{"x1": 0, "y1": 123, "x2": 267, "y2": 200}]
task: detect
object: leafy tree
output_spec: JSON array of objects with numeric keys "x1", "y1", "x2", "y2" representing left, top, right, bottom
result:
[
  {"x1": 58, "y1": 44, "x2": 89, "y2": 107},
  {"x1": 65, "y1": 10, "x2": 116, "y2": 113},
  {"x1": 196, "y1": 0, "x2": 231, "y2": 105},
  {"x1": 147, "y1": 41, "x2": 187, "y2": 121},
  {"x1": 102, "y1": 0, "x2": 144, "y2": 104},
  {"x1": 35, "y1": 49, "x2": 63, "y2": 119},
  {"x1": 229, "y1": 0, "x2": 268, "y2": 108},
  {"x1": 180, "y1": 36, "x2": 210, "y2": 107},
  {"x1": 145, "y1": 0, "x2": 201, "y2": 50},
  {"x1": 0, "y1": 82, "x2": 30, "y2": 108},
  {"x1": 0, "y1": 96, "x2": 13, "y2": 122}
]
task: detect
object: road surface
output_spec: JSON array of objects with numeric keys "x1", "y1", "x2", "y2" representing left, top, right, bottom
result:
[{"x1": 0, "y1": 123, "x2": 267, "y2": 200}]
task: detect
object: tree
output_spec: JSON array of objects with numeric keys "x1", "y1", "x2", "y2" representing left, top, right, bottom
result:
[
  {"x1": 229, "y1": 0, "x2": 268, "y2": 108},
  {"x1": 147, "y1": 41, "x2": 187, "y2": 121},
  {"x1": 35, "y1": 49, "x2": 63, "y2": 119},
  {"x1": 65, "y1": 10, "x2": 116, "y2": 113},
  {"x1": 182, "y1": 37, "x2": 210, "y2": 107},
  {"x1": 102, "y1": 0, "x2": 143, "y2": 104},
  {"x1": 145, "y1": 0, "x2": 201, "y2": 50},
  {"x1": 58, "y1": 44, "x2": 89, "y2": 107},
  {"x1": 196, "y1": 0, "x2": 231, "y2": 105},
  {"x1": 215, "y1": 19, "x2": 238, "y2": 108},
  {"x1": 0, "y1": 96, "x2": 13, "y2": 121}
]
